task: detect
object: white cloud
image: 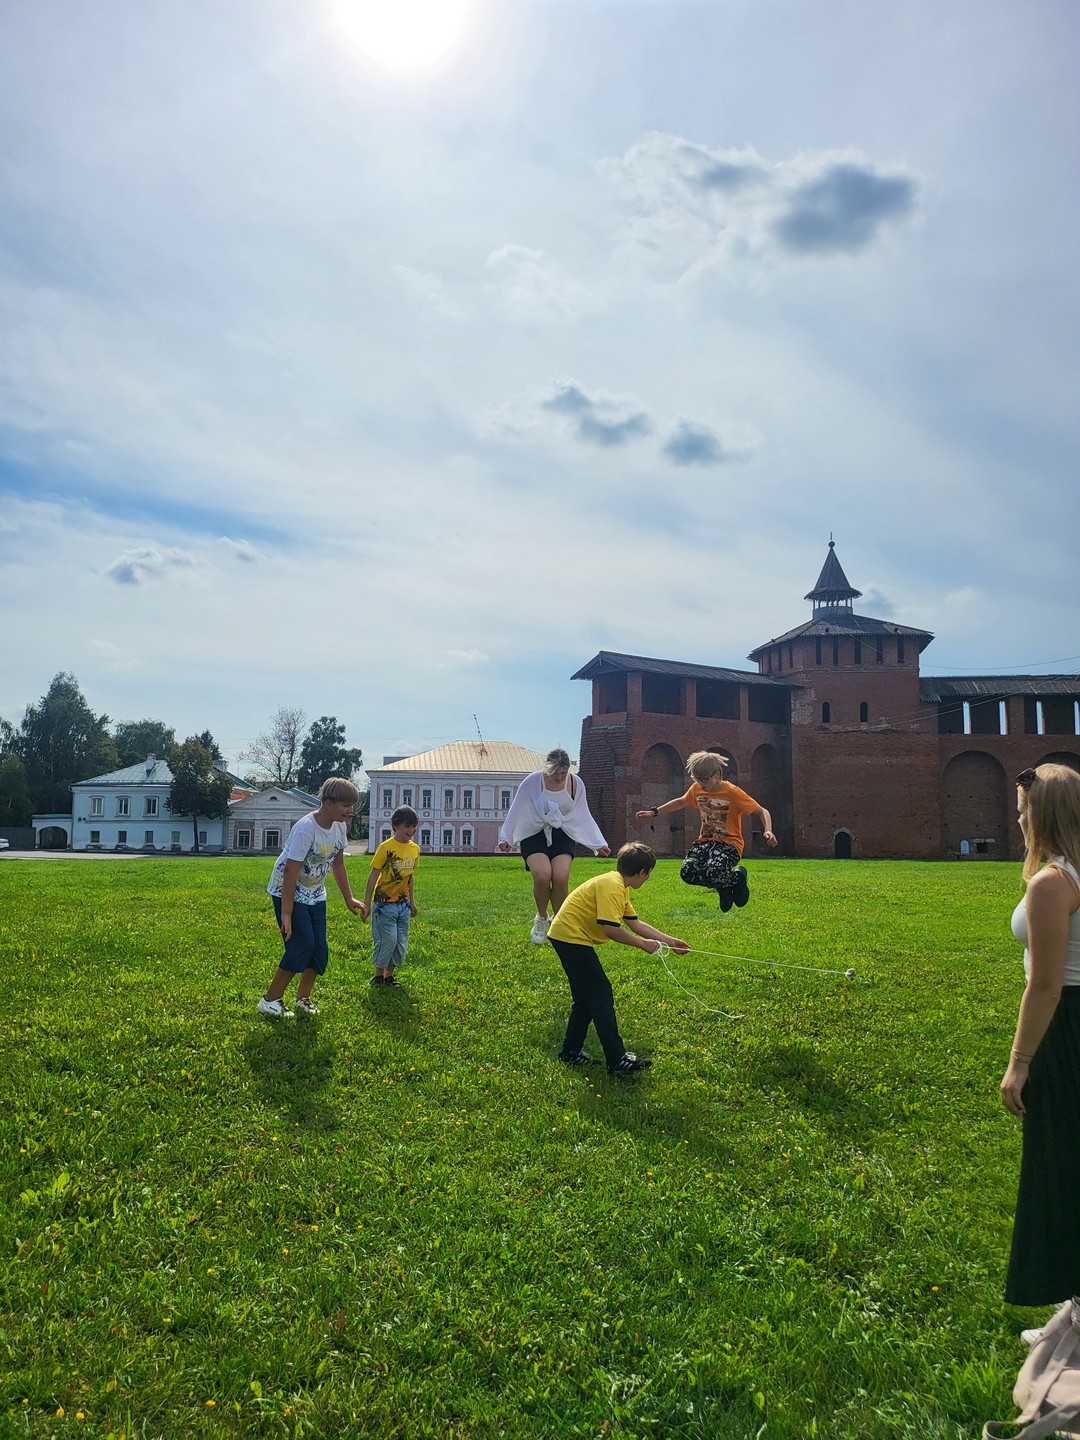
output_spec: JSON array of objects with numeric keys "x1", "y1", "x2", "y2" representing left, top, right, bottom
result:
[{"x1": 104, "y1": 546, "x2": 198, "y2": 586}]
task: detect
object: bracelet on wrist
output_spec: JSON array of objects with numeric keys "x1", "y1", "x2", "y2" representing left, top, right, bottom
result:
[
  {"x1": 651, "y1": 807, "x2": 659, "y2": 817},
  {"x1": 1010, "y1": 1048, "x2": 1033, "y2": 1064}
]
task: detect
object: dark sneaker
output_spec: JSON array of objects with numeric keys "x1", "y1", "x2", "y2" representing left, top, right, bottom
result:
[
  {"x1": 383, "y1": 974, "x2": 403, "y2": 988},
  {"x1": 716, "y1": 885, "x2": 735, "y2": 913},
  {"x1": 732, "y1": 867, "x2": 750, "y2": 908},
  {"x1": 370, "y1": 974, "x2": 386, "y2": 986},
  {"x1": 608, "y1": 1052, "x2": 652, "y2": 1076},
  {"x1": 559, "y1": 1050, "x2": 594, "y2": 1067}
]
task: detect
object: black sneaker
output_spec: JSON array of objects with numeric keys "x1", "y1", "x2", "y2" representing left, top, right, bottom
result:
[
  {"x1": 559, "y1": 1050, "x2": 594, "y2": 1067},
  {"x1": 383, "y1": 974, "x2": 403, "y2": 988},
  {"x1": 732, "y1": 867, "x2": 750, "y2": 908},
  {"x1": 608, "y1": 1052, "x2": 652, "y2": 1076},
  {"x1": 716, "y1": 885, "x2": 735, "y2": 913}
]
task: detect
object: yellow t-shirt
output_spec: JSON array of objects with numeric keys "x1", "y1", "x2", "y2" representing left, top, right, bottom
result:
[
  {"x1": 682, "y1": 781, "x2": 757, "y2": 854},
  {"x1": 547, "y1": 870, "x2": 637, "y2": 947},
  {"x1": 369, "y1": 838, "x2": 419, "y2": 902}
]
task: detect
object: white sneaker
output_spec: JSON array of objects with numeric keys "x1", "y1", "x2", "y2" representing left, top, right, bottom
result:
[
  {"x1": 294, "y1": 996, "x2": 319, "y2": 1018},
  {"x1": 530, "y1": 915, "x2": 550, "y2": 944},
  {"x1": 1021, "y1": 1327, "x2": 1043, "y2": 1347},
  {"x1": 257, "y1": 997, "x2": 291, "y2": 1019}
]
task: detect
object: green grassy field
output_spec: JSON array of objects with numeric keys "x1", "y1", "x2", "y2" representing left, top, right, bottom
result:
[{"x1": 0, "y1": 855, "x2": 1043, "y2": 1439}]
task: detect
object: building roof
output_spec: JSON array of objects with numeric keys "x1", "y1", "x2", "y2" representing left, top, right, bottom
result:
[
  {"x1": 920, "y1": 676, "x2": 1080, "y2": 702},
  {"x1": 805, "y1": 540, "x2": 861, "y2": 604},
  {"x1": 73, "y1": 757, "x2": 175, "y2": 786},
  {"x1": 368, "y1": 741, "x2": 549, "y2": 774},
  {"x1": 571, "y1": 650, "x2": 795, "y2": 688},
  {"x1": 748, "y1": 613, "x2": 935, "y2": 660}
]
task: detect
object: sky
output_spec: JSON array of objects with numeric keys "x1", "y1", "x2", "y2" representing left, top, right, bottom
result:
[{"x1": 1, "y1": 0, "x2": 1078, "y2": 775}]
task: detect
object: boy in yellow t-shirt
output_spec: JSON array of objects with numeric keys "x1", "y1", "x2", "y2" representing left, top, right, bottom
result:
[
  {"x1": 636, "y1": 751, "x2": 777, "y2": 913},
  {"x1": 360, "y1": 806, "x2": 420, "y2": 987},
  {"x1": 547, "y1": 843, "x2": 689, "y2": 1075}
]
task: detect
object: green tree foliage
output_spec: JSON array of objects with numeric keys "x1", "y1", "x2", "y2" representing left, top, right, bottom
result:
[
  {"x1": 19, "y1": 673, "x2": 119, "y2": 814},
  {"x1": 197, "y1": 730, "x2": 224, "y2": 766},
  {"x1": 114, "y1": 718, "x2": 177, "y2": 768},
  {"x1": 0, "y1": 753, "x2": 33, "y2": 827},
  {"x1": 297, "y1": 716, "x2": 362, "y2": 795},
  {"x1": 166, "y1": 739, "x2": 233, "y2": 854}
]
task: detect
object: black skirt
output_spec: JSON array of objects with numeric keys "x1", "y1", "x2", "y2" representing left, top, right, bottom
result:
[{"x1": 1005, "y1": 987, "x2": 1080, "y2": 1307}]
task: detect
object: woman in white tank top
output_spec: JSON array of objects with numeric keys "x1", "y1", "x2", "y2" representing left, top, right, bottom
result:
[{"x1": 1001, "y1": 763, "x2": 1080, "y2": 1311}]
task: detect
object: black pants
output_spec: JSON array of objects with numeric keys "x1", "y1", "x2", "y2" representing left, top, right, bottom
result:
[{"x1": 548, "y1": 939, "x2": 626, "y2": 1067}]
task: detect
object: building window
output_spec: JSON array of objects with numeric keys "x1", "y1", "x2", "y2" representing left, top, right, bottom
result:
[
  {"x1": 117, "y1": 830, "x2": 127, "y2": 845},
  {"x1": 403, "y1": 788, "x2": 413, "y2": 806},
  {"x1": 145, "y1": 797, "x2": 158, "y2": 816},
  {"x1": 463, "y1": 789, "x2": 473, "y2": 809},
  {"x1": 171, "y1": 831, "x2": 181, "y2": 846},
  {"x1": 897, "y1": 637, "x2": 905, "y2": 663},
  {"x1": 443, "y1": 828, "x2": 453, "y2": 846},
  {"x1": 198, "y1": 831, "x2": 207, "y2": 845},
  {"x1": 876, "y1": 637, "x2": 884, "y2": 664},
  {"x1": 822, "y1": 702, "x2": 831, "y2": 724},
  {"x1": 501, "y1": 789, "x2": 511, "y2": 810},
  {"x1": 815, "y1": 637, "x2": 822, "y2": 665},
  {"x1": 89, "y1": 829, "x2": 100, "y2": 844},
  {"x1": 462, "y1": 829, "x2": 473, "y2": 847},
  {"x1": 382, "y1": 788, "x2": 392, "y2": 808},
  {"x1": 860, "y1": 702, "x2": 869, "y2": 723},
  {"x1": 854, "y1": 640, "x2": 862, "y2": 665},
  {"x1": 265, "y1": 829, "x2": 280, "y2": 850},
  {"x1": 90, "y1": 796, "x2": 103, "y2": 816},
  {"x1": 144, "y1": 830, "x2": 154, "y2": 846},
  {"x1": 115, "y1": 796, "x2": 130, "y2": 817},
  {"x1": 832, "y1": 638, "x2": 839, "y2": 666},
  {"x1": 382, "y1": 828, "x2": 391, "y2": 842},
  {"x1": 237, "y1": 829, "x2": 251, "y2": 849},
  {"x1": 444, "y1": 788, "x2": 454, "y2": 808},
  {"x1": 421, "y1": 828, "x2": 431, "y2": 846},
  {"x1": 422, "y1": 788, "x2": 432, "y2": 809}
]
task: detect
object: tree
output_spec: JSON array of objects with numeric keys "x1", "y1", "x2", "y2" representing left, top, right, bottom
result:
[
  {"x1": 19, "y1": 673, "x2": 119, "y2": 814},
  {"x1": 114, "y1": 718, "x2": 177, "y2": 768},
  {"x1": 0, "y1": 718, "x2": 17, "y2": 757},
  {"x1": 166, "y1": 739, "x2": 233, "y2": 854},
  {"x1": 241, "y1": 707, "x2": 308, "y2": 787},
  {"x1": 197, "y1": 730, "x2": 224, "y2": 766},
  {"x1": 297, "y1": 716, "x2": 362, "y2": 794},
  {"x1": 0, "y1": 753, "x2": 32, "y2": 827}
]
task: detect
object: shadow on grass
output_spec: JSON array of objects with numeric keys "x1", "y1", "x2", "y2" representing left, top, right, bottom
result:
[
  {"x1": 241, "y1": 1022, "x2": 340, "y2": 1132},
  {"x1": 746, "y1": 1043, "x2": 878, "y2": 1133},
  {"x1": 365, "y1": 980, "x2": 423, "y2": 1046}
]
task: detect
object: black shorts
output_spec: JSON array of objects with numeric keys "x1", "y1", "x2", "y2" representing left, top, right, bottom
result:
[{"x1": 519, "y1": 828, "x2": 576, "y2": 871}]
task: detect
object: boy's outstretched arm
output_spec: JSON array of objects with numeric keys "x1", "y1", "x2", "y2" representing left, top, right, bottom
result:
[
  {"x1": 331, "y1": 852, "x2": 363, "y2": 914},
  {"x1": 602, "y1": 918, "x2": 690, "y2": 954},
  {"x1": 753, "y1": 806, "x2": 779, "y2": 847},
  {"x1": 634, "y1": 796, "x2": 685, "y2": 820}
]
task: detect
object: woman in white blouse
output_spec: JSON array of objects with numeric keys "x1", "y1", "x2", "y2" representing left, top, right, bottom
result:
[
  {"x1": 498, "y1": 747, "x2": 609, "y2": 944},
  {"x1": 1001, "y1": 763, "x2": 1080, "y2": 1315}
]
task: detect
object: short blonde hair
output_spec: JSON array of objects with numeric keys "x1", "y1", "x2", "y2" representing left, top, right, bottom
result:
[
  {"x1": 318, "y1": 776, "x2": 359, "y2": 805},
  {"x1": 687, "y1": 751, "x2": 725, "y2": 783},
  {"x1": 1019, "y1": 763, "x2": 1080, "y2": 882}
]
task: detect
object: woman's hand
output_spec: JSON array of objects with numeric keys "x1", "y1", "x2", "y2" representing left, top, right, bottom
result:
[
  {"x1": 1001, "y1": 1059, "x2": 1029, "y2": 1118},
  {"x1": 597, "y1": 845, "x2": 611, "y2": 857},
  {"x1": 498, "y1": 841, "x2": 511, "y2": 853}
]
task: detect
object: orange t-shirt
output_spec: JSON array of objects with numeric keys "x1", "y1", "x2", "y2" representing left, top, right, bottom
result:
[{"x1": 681, "y1": 781, "x2": 758, "y2": 855}]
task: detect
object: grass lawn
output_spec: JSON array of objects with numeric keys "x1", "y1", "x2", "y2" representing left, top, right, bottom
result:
[{"x1": 0, "y1": 855, "x2": 1043, "y2": 1438}]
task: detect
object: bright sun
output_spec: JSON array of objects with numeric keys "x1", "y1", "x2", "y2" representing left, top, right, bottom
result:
[{"x1": 333, "y1": 0, "x2": 479, "y2": 77}]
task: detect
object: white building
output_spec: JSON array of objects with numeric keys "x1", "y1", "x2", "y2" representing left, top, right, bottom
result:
[
  {"x1": 366, "y1": 741, "x2": 548, "y2": 854},
  {"x1": 54, "y1": 754, "x2": 229, "y2": 852},
  {"x1": 225, "y1": 786, "x2": 320, "y2": 853}
]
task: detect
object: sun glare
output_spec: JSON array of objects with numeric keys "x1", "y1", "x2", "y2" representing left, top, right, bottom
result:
[{"x1": 333, "y1": 0, "x2": 479, "y2": 77}]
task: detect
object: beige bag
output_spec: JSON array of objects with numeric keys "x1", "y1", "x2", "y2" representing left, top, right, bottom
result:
[{"x1": 984, "y1": 1302, "x2": 1080, "y2": 1440}]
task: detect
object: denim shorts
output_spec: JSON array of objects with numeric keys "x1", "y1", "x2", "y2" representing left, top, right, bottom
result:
[{"x1": 271, "y1": 897, "x2": 329, "y2": 975}]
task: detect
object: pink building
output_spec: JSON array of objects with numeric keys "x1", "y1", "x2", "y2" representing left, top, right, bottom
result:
[{"x1": 366, "y1": 741, "x2": 548, "y2": 855}]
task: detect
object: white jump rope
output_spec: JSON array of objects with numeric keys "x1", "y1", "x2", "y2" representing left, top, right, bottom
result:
[{"x1": 649, "y1": 941, "x2": 857, "y2": 1021}]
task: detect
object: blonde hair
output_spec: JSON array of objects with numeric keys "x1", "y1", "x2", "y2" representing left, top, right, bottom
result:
[
  {"x1": 543, "y1": 748, "x2": 571, "y2": 776},
  {"x1": 318, "y1": 776, "x2": 359, "y2": 805},
  {"x1": 1019, "y1": 763, "x2": 1080, "y2": 882},
  {"x1": 687, "y1": 750, "x2": 725, "y2": 783}
]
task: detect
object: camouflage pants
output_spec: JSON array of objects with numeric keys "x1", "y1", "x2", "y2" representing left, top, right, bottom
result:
[{"x1": 680, "y1": 841, "x2": 743, "y2": 890}]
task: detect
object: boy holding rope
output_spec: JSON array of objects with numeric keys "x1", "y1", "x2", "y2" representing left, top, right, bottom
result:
[
  {"x1": 637, "y1": 751, "x2": 777, "y2": 912},
  {"x1": 547, "y1": 842, "x2": 689, "y2": 1075}
]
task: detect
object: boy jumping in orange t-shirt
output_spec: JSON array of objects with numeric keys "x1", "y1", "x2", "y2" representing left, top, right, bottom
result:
[{"x1": 636, "y1": 751, "x2": 777, "y2": 912}]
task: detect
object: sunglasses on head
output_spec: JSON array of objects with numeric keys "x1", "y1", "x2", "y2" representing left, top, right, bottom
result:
[{"x1": 1016, "y1": 768, "x2": 1038, "y2": 791}]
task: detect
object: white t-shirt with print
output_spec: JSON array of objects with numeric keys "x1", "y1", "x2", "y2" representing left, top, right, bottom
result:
[{"x1": 266, "y1": 813, "x2": 348, "y2": 905}]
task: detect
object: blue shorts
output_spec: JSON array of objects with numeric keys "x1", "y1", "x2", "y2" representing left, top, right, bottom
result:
[{"x1": 271, "y1": 897, "x2": 329, "y2": 975}]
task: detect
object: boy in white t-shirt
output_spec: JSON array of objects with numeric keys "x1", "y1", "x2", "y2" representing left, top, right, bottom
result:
[
  {"x1": 257, "y1": 777, "x2": 361, "y2": 1019},
  {"x1": 360, "y1": 807, "x2": 420, "y2": 987}
]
